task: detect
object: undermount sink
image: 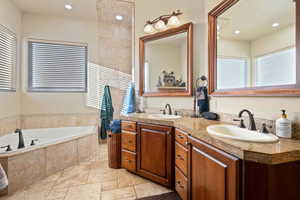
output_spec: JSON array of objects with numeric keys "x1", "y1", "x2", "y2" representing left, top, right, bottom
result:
[
  {"x1": 207, "y1": 124, "x2": 279, "y2": 143},
  {"x1": 147, "y1": 114, "x2": 182, "y2": 120}
]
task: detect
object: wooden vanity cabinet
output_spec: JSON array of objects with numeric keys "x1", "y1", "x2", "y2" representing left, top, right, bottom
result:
[
  {"x1": 188, "y1": 136, "x2": 240, "y2": 200},
  {"x1": 121, "y1": 121, "x2": 137, "y2": 172},
  {"x1": 137, "y1": 123, "x2": 174, "y2": 188}
]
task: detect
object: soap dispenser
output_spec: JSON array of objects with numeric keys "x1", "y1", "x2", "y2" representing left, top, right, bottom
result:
[{"x1": 276, "y1": 110, "x2": 292, "y2": 138}]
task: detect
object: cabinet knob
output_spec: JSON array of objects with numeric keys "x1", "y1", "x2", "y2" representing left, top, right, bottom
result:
[{"x1": 128, "y1": 140, "x2": 132, "y2": 143}]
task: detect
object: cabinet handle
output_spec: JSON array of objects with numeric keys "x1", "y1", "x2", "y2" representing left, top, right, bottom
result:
[
  {"x1": 178, "y1": 135, "x2": 184, "y2": 139},
  {"x1": 176, "y1": 155, "x2": 184, "y2": 160},
  {"x1": 177, "y1": 181, "x2": 184, "y2": 189}
]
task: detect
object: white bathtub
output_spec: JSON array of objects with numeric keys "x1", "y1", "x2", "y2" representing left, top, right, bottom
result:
[
  {"x1": 0, "y1": 126, "x2": 98, "y2": 195},
  {"x1": 0, "y1": 126, "x2": 96, "y2": 154}
]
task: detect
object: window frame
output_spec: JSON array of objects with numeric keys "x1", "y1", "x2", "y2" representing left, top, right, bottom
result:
[
  {"x1": 27, "y1": 40, "x2": 88, "y2": 93},
  {"x1": 0, "y1": 24, "x2": 17, "y2": 92}
]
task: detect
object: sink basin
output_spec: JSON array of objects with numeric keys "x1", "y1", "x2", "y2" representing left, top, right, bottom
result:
[
  {"x1": 207, "y1": 124, "x2": 279, "y2": 143},
  {"x1": 147, "y1": 114, "x2": 182, "y2": 120}
]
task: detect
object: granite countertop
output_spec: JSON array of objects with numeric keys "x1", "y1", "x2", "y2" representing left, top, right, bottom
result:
[{"x1": 121, "y1": 113, "x2": 300, "y2": 165}]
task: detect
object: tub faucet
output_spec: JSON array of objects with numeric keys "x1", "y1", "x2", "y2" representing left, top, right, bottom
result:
[
  {"x1": 14, "y1": 129, "x2": 25, "y2": 149},
  {"x1": 238, "y1": 109, "x2": 257, "y2": 131}
]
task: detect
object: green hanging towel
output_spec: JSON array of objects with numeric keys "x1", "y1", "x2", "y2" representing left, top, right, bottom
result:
[{"x1": 100, "y1": 85, "x2": 114, "y2": 139}]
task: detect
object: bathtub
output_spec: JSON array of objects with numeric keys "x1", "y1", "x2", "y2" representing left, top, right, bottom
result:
[
  {"x1": 0, "y1": 126, "x2": 98, "y2": 195},
  {"x1": 0, "y1": 126, "x2": 96, "y2": 154}
]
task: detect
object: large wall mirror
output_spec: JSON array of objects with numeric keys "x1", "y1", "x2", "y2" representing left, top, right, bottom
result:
[
  {"x1": 139, "y1": 23, "x2": 193, "y2": 97},
  {"x1": 209, "y1": 0, "x2": 299, "y2": 96}
]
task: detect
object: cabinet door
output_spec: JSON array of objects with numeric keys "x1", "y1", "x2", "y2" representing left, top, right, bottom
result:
[
  {"x1": 137, "y1": 123, "x2": 173, "y2": 188},
  {"x1": 189, "y1": 136, "x2": 240, "y2": 200}
]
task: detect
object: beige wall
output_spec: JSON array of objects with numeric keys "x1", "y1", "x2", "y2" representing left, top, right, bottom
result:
[
  {"x1": 135, "y1": 0, "x2": 206, "y2": 109},
  {"x1": 21, "y1": 14, "x2": 98, "y2": 115},
  {"x1": 0, "y1": 0, "x2": 22, "y2": 119},
  {"x1": 135, "y1": 0, "x2": 300, "y2": 122},
  {"x1": 251, "y1": 25, "x2": 296, "y2": 57},
  {"x1": 146, "y1": 43, "x2": 183, "y2": 91}
]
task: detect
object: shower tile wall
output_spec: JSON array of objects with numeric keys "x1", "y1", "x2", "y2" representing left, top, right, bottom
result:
[{"x1": 97, "y1": 0, "x2": 134, "y2": 118}]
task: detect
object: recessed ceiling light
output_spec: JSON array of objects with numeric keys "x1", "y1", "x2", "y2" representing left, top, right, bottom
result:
[
  {"x1": 234, "y1": 30, "x2": 240, "y2": 35},
  {"x1": 65, "y1": 4, "x2": 72, "y2": 10},
  {"x1": 115, "y1": 15, "x2": 123, "y2": 21},
  {"x1": 272, "y1": 23, "x2": 280, "y2": 27}
]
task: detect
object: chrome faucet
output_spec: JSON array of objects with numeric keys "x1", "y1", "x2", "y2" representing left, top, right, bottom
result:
[
  {"x1": 14, "y1": 129, "x2": 25, "y2": 149},
  {"x1": 238, "y1": 109, "x2": 257, "y2": 131},
  {"x1": 165, "y1": 104, "x2": 172, "y2": 115}
]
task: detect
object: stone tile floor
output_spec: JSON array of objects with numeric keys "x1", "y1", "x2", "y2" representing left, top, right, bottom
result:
[{"x1": 0, "y1": 144, "x2": 171, "y2": 200}]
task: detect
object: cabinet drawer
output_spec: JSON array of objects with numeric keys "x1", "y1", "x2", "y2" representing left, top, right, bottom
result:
[
  {"x1": 175, "y1": 129, "x2": 188, "y2": 147},
  {"x1": 175, "y1": 142, "x2": 188, "y2": 176},
  {"x1": 122, "y1": 121, "x2": 136, "y2": 132},
  {"x1": 175, "y1": 167, "x2": 188, "y2": 200},
  {"x1": 122, "y1": 131, "x2": 136, "y2": 152},
  {"x1": 121, "y1": 150, "x2": 136, "y2": 172}
]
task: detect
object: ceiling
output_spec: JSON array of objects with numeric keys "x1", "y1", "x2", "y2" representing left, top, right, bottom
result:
[
  {"x1": 12, "y1": 0, "x2": 99, "y2": 21},
  {"x1": 219, "y1": 0, "x2": 296, "y2": 41}
]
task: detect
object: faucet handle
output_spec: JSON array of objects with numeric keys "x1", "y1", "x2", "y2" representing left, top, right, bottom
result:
[
  {"x1": 233, "y1": 119, "x2": 246, "y2": 128},
  {"x1": 31, "y1": 139, "x2": 39, "y2": 146},
  {"x1": 1, "y1": 145, "x2": 12, "y2": 152},
  {"x1": 259, "y1": 123, "x2": 271, "y2": 134},
  {"x1": 160, "y1": 109, "x2": 166, "y2": 115}
]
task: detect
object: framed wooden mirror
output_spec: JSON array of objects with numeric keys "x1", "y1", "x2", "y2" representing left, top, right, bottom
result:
[
  {"x1": 208, "y1": 0, "x2": 300, "y2": 96},
  {"x1": 139, "y1": 23, "x2": 193, "y2": 97}
]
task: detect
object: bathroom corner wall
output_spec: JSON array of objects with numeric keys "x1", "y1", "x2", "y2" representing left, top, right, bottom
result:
[
  {"x1": 0, "y1": 0, "x2": 23, "y2": 135},
  {"x1": 97, "y1": 0, "x2": 134, "y2": 118}
]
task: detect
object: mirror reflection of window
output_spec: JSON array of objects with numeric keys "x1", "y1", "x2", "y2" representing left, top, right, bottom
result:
[
  {"x1": 217, "y1": 58, "x2": 248, "y2": 89},
  {"x1": 216, "y1": 0, "x2": 296, "y2": 89},
  {"x1": 255, "y1": 48, "x2": 296, "y2": 87}
]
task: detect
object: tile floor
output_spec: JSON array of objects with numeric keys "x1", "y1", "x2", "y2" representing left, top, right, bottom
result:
[{"x1": 0, "y1": 144, "x2": 171, "y2": 200}]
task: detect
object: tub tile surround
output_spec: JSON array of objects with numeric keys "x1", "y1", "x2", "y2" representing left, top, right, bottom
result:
[
  {"x1": 0, "y1": 113, "x2": 99, "y2": 137},
  {"x1": 0, "y1": 132, "x2": 99, "y2": 195},
  {"x1": 0, "y1": 116, "x2": 21, "y2": 137},
  {"x1": 0, "y1": 144, "x2": 170, "y2": 200},
  {"x1": 21, "y1": 113, "x2": 99, "y2": 130}
]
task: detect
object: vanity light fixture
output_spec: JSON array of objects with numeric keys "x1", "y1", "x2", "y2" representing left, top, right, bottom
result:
[
  {"x1": 272, "y1": 23, "x2": 280, "y2": 27},
  {"x1": 65, "y1": 4, "x2": 73, "y2": 10},
  {"x1": 234, "y1": 30, "x2": 240, "y2": 34},
  {"x1": 115, "y1": 15, "x2": 123, "y2": 21},
  {"x1": 143, "y1": 10, "x2": 183, "y2": 34}
]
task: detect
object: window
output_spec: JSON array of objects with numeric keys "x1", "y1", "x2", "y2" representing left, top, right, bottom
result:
[
  {"x1": 0, "y1": 24, "x2": 17, "y2": 91},
  {"x1": 255, "y1": 48, "x2": 296, "y2": 87},
  {"x1": 28, "y1": 41, "x2": 87, "y2": 92},
  {"x1": 217, "y1": 57, "x2": 248, "y2": 90}
]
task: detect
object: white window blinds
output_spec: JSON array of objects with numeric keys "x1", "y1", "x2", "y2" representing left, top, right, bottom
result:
[
  {"x1": 28, "y1": 41, "x2": 87, "y2": 92},
  {"x1": 0, "y1": 25, "x2": 17, "y2": 91}
]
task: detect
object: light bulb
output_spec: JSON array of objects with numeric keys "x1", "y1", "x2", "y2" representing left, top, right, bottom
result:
[
  {"x1": 234, "y1": 30, "x2": 240, "y2": 35},
  {"x1": 155, "y1": 20, "x2": 167, "y2": 31},
  {"x1": 115, "y1": 15, "x2": 123, "y2": 21},
  {"x1": 272, "y1": 23, "x2": 279, "y2": 27},
  {"x1": 65, "y1": 4, "x2": 72, "y2": 10},
  {"x1": 144, "y1": 24, "x2": 156, "y2": 34},
  {"x1": 168, "y1": 16, "x2": 180, "y2": 27}
]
